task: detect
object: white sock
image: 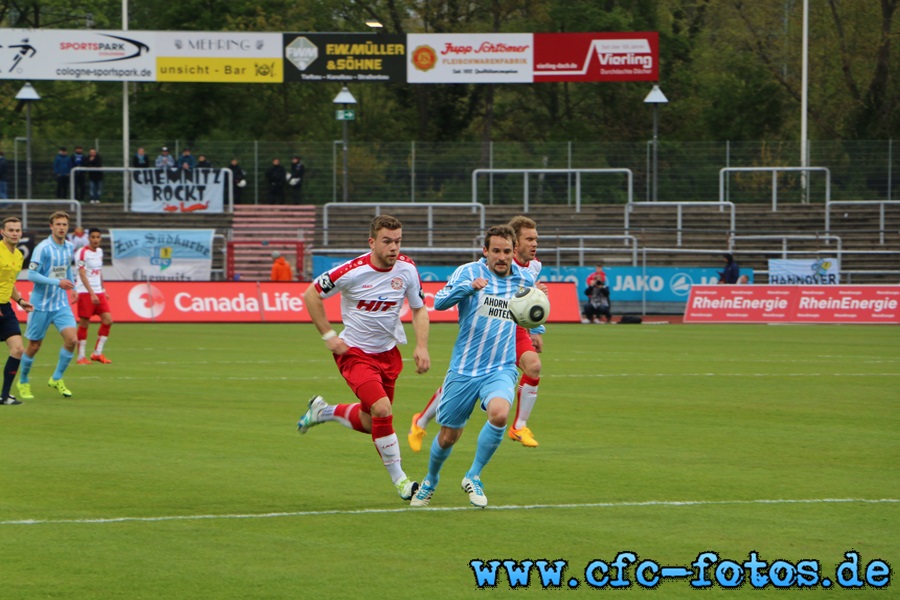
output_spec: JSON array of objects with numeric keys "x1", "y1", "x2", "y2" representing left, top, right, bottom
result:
[
  {"x1": 95, "y1": 335, "x2": 108, "y2": 355},
  {"x1": 515, "y1": 381, "x2": 539, "y2": 430},
  {"x1": 417, "y1": 387, "x2": 441, "y2": 428},
  {"x1": 373, "y1": 433, "x2": 405, "y2": 483},
  {"x1": 77, "y1": 340, "x2": 86, "y2": 360}
]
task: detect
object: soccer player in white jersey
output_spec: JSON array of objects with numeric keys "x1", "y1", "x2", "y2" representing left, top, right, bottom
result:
[
  {"x1": 410, "y1": 225, "x2": 547, "y2": 508},
  {"x1": 74, "y1": 228, "x2": 113, "y2": 365},
  {"x1": 297, "y1": 215, "x2": 431, "y2": 501},
  {"x1": 409, "y1": 215, "x2": 547, "y2": 450},
  {"x1": 17, "y1": 211, "x2": 77, "y2": 400}
]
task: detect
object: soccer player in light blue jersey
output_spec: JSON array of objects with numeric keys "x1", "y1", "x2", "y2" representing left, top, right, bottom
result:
[
  {"x1": 17, "y1": 211, "x2": 77, "y2": 400},
  {"x1": 410, "y1": 225, "x2": 547, "y2": 509}
]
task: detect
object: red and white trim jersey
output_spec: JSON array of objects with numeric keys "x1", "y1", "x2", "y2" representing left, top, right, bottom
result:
[
  {"x1": 313, "y1": 253, "x2": 425, "y2": 354},
  {"x1": 75, "y1": 246, "x2": 104, "y2": 295},
  {"x1": 514, "y1": 256, "x2": 542, "y2": 278}
]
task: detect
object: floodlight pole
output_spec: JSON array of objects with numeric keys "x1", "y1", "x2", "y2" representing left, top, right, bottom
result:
[
  {"x1": 332, "y1": 86, "x2": 357, "y2": 202},
  {"x1": 643, "y1": 85, "x2": 668, "y2": 203},
  {"x1": 16, "y1": 83, "x2": 41, "y2": 200}
]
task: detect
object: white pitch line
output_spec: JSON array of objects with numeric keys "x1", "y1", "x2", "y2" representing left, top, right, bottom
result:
[{"x1": 2, "y1": 498, "x2": 896, "y2": 527}]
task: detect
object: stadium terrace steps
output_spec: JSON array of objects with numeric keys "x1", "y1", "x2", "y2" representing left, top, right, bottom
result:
[
  {"x1": 312, "y1": 203, "x2": 900, "y2": 284},
  {"x1": 229, "y1": 205, "x2": 317, "y2": 281}
]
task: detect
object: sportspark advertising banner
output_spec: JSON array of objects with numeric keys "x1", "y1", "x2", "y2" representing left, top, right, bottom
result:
[
  {"x1": 131, "y1": 168, "x2": 227, "y2": 213},
  {"x1": 156, "y1": 32, "x2": 282, "y2": 83},
  {"x1": 109, "y1": 230, "x2": 216, "y2": 281},
  {"x1": 769, "y1": 258, "x2": 841, "y2": 285},
  {"x1": 533, "y1": 32, "x2": 658, "y2": 82},
  {"x1": 13, "y1": 281, "x2": 580, "y2": 324},
  {"x1": 684, "y1": 285, "x2": 900, "y2": 324},
  {"x1": 0, "y1": 29, "x2": 156, "y2": 81},
  {"x1": 283, "y1": 33, "x2": 406, "y2": 83}
]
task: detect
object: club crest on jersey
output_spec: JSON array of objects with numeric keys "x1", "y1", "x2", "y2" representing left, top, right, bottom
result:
[
  {"x1": 317, "y1": 272, "x2": 335, "y2": 293},
  {"x1": 391, "y1": 277, "x2": 403, "y2": 290}
]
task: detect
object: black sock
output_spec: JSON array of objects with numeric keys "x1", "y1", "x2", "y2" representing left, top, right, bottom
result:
[{"x1": 3, "y1": 355, "x2": 21, "y2": 399}]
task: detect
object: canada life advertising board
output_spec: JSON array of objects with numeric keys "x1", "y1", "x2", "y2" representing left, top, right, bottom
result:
[
  {"x1": 684, "y1": 285, "x2": 900, "y2": 324},
  {"x1": 9, "y1": 281, "x2": 580, "y2": 324}
]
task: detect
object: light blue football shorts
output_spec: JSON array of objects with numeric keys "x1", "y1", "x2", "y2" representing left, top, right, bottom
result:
[
  {"x1": 436, "y1": 367, "x2": 518, "y2": 429},
  {"x1": 25, "y1": 307, "x2": 76, "y2": 341}
]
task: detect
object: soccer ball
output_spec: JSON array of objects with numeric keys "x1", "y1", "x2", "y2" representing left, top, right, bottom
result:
[{"x1": 507, "y1": 287, "x2": 550, "y2": 329}]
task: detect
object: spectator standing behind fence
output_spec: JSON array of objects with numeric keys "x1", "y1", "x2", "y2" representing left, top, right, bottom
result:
[
  {"x1": 132, "y1": 147, "x2": 150, "y2": 169},
  {"x1": 53, "y1": 147, "x2": 71, "y2": 199},
  {"x1": 155, "y1": 147, "x2": 175, "y2": 169},
  {"x1": 289, "y1": 156, "x2": 305, "y2": 203},
  {"x1": 228, "y1": 159, "x2": 247, "y2": 204},
  {"x1": 196, "y1": 154, "x2": 212, "y2": 169},
  {"x1": 265, "y1": 158, "x2": 286, "y2": 204},
  {"x1": 70, "y1": 146, "x2": 87, "y2": 202},
  {"x1": 0, "y1": 151, "x2": 8, "y2": 200},
  {"x1": 270, "y1": 251, "x2": 292, "y2": 281},
  {"x1": 177, "y1": 148, "x2": 197, "y2": 170},
  {"x1": 719, "y1": 253, "x2": 740, "y2": 284},
  {"x1": 86, "y1": 148, "x2": 103, "y2": 204}
]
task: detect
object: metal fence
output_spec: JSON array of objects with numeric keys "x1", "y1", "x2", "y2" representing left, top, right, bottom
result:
[{"x1": 6, "y1": 138, "x2": 896, "y2": 206}]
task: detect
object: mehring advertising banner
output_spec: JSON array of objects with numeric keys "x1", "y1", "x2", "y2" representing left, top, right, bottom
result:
[
  {"x1": 156, "y1": 32, "x2": 282, "y2": 83},
  {"x1": 0, "y1": 29, "x2": 156, "y2": 81},
  {"x1": 533, "y1": 32, "x2": 658, "y2": 82},
  {"x1": 109, "y1": 230, "x2": 216, "y2": 281},
  {"x1": 283, "y1": 33, "x2": 406, "y2": 83},
  {"x1": 768, "y1": 258, "x2": 841, "y2": 285},
  {"x1": 131, "y1": 168, "x2": 227, "y2": 213}
]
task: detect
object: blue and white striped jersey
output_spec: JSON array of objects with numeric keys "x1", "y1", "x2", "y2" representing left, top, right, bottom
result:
[
  {"x1": 28, "y1": 237, "x2": 74, "y2": 311},
  {"x1": 435, "y1": 259, "x2": 537, "y2": 377}
]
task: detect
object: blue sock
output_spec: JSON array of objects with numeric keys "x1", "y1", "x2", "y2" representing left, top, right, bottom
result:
[
  {"x1": 467, "y1": 421, "x2": 505, "y2": 480},
  {"x1": 425, "y1": 436, "x2": 453, "y2": 488},
  {"x1": 52, "y1": 348, "x2": 74, "y2": 381},
  {"x1": 20, "y1": 353, "x2": 34, "y2": 384}
]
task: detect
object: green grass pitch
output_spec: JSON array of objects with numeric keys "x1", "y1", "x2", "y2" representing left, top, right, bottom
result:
[{"x1": 1, "y1": 323, "x2": 897, "y2": 598}]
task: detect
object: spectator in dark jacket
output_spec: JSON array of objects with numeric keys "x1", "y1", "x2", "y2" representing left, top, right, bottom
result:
[
  {"x1": 70, "y1": 146, "x2": 87, "y2": 201},
  {"x1": 86, "y1": 148, "x2": 103, "y2": 204},
  {"x1": 132, "y1": 147, "x2": 151, "y2": 169},
  {"x1": 265, "y1": 158, "x2": 286, "y2": 204},
  {"x1": 196, "y1": 154, "x2": 212, "y2": 169},
  {"x1": 228, "y1": 159, "x2": 247, "y2": 204},
  {"x1": 719, "y1": 253, "x2": 740, "y2": 284},
  {"x1": 53, "y1": 147, "x2": 71, "y2": 199}
]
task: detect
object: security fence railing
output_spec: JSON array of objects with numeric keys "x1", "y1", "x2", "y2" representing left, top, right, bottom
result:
[{"x1": 6, "y1": 139, "x2": 897, "y2": 206}]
